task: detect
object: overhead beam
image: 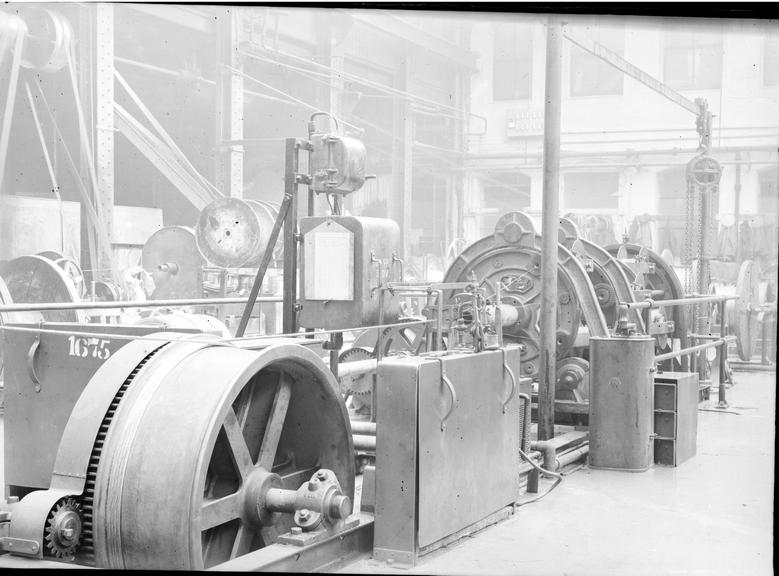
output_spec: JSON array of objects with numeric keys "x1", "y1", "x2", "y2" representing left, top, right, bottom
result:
[
  {"x1": 125, "y1": 4, "x2": 215, "y2": 35},
  {"x1": 351, "y1": 12, "x2": 477, "y2": 71},
  {"x1": 563, "y1": 32, "x2": 701, "y2": 116}
]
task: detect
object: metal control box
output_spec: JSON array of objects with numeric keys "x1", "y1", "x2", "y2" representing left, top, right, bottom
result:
[
  {"x1": 309, "y1": 133, "x2": 366, "y2": 194},
  {"x1": 298, "y1": 216, "x2": 400, "y2": 330},
  {"x1": 373, "y1": 347, "x2": 521, "y2": 566},
  {"x1": 589, "y1": 335, "x2": 655, "y2": 472},
  {"x1": 654, "y1": 371, "x2": 699, "y2": 466}
]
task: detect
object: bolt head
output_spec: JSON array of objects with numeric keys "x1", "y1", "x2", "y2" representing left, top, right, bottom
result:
[
  {"x1": 290, "y1": 526, "x2": 303, "y2": 535},
  {"x1": 298, "y1": 508, "x2": 310, "y2": 520}
]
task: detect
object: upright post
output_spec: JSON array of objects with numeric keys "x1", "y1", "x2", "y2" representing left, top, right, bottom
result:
[
  {"x1": 716, "y1": 299, "x2": 729, "y2": 408},
  {"x1": 538, "y1": 18, "x2": 563, "y2": 441},
  {"x1": 282, "y1": 138, "x2": 301, "y2": 333}
]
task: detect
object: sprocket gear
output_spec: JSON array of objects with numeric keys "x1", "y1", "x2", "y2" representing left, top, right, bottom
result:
[
  {"x1": 338, "y1": 347, "x2": 375, "y2": 396},
  {"x1": 44, "y1": 497, "x2": 82, "y2": 560}
]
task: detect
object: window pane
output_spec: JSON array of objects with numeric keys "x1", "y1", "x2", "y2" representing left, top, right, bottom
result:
[
  {"x1": 493, "y1": 24, "x2": 532, "y2": 100},
  {"x1": 664, "y1": 31, "x2": 722, "y2": 89},
  {"x1": 693, "y1": 43, "x2": 722, "y2": 89}
]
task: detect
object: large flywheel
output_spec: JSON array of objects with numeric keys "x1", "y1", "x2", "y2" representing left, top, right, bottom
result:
[{"x1": 86, "y1": 340, "x2": 353, "y2": 570}]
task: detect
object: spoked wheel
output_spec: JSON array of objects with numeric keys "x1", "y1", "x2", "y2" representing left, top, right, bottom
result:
[{"x1": 91, "y1": 342, "x2": 353, "y2": 570}]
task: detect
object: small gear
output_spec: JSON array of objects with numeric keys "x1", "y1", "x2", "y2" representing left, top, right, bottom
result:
[
  {"x1": 338, "y1": 347, "x2": 375, "y2": 396},
  {"x1": 44, "y1": 497, "x2": 82, "y2": 560}
]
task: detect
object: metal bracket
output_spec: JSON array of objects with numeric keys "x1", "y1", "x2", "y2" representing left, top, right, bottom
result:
[
  {"x1": 0, "y1": 536, "x2": 41, "y2": 556},
  {"x1": 26, "y1": 332, "x2": 42, "y2": 393}
]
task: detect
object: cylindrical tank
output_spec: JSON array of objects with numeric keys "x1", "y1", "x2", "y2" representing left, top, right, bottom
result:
[{"x1": 589, "y1": 335, "x2": 655, "y2": 471}]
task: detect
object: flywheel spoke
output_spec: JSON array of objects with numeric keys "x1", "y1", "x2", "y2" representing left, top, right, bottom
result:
[
  {"x1": 260, "y1": 525, "x2": 281, "y2": 547},
  {"x1": 202, "y1": 493, "x2": 242, "y2": 531},
  {"x1": 256, "y1": 374, "x2": 292, "y2": 471},
  {"x1": 223, "y1": 407, "x2": 254, "y2": 478},
  {"x1": 230, "y1": 523, "x2": 254, "y2": 558}
]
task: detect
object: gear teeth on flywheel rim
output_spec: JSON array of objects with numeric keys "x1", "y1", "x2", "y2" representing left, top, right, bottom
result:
[{"x1": 76, "y1": 344, "x2": 167, "y2": 565}]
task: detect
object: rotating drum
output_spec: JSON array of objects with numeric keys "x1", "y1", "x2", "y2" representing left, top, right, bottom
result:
[
  {"x1": 195, "y1": 198, "x2": 281, "y2": 268},
  {"x1": 142, "y1": 226, "x2": 205, "y2": 300},
  {"x1": 79, "y1": 340, "x2": 354, "y2": 569},
  {"x1": 442, "y1": 212, "x2": 605, "y2": 381},
  {"x1": 0, "y1": 255, "x2": 85, "y2": 323}
]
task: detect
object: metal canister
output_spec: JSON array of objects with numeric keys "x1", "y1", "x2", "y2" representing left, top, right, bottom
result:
[{"x1": 589, "y1": 335, "x2": 655, "y2": 471}]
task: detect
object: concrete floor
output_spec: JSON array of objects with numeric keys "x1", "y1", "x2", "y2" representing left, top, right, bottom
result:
[
  {"x1": 340, "y1": 369, "x2": 775, "y2": 576},
  {"x1": 0, "y1": 368, "x2": 774, "y2": 574}
]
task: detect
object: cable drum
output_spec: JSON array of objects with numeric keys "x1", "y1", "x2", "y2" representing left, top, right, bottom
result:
[
  {"x1": 195, "y1": 198, "x2": 282, "y2": 268},
  {"x1": 711, "y1": 259, "x2": 761, "y2": 361}
]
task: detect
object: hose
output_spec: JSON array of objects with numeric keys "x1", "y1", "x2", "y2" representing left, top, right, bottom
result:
[{"x1": 516, "y1": 446, "x2": 563, "y2": 507}]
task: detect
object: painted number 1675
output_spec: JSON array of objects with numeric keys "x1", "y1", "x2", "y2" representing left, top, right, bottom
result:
[{"x1": 67, "y1": 335, "x2": 112, "y2": 360}]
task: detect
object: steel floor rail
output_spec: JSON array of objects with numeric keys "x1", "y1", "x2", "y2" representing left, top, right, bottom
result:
[{"x1": 208, "y1": 513, "x2": 374, "y2": 572}]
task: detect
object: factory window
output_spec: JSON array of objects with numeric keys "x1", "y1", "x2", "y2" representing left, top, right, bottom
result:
[
  {"x1": 664, "y1": 30, "x2": 723, "y2": 90},
  {"x1": 493, "y1": 24, "x2": 533, "y2": 101},
  {"x1": 569, "y1": 27, "x2": 625, "y2": 96},
  {"x1": 480, "y1": 173, "x2": 531, "y2": 236},
  {"x1": 563, "y1": 172, "x2": 619, "y2": 210},
  {"x1": 764, "y1": 35, "x2": 779, "y2": 86}
]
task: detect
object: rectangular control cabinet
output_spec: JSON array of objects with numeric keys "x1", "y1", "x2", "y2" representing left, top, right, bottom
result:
[
  {"x1": 298, "y1": 216, "x2": 400, "y2": 330},
  {"x1": 373, "y1": 348, "x2": 521, "y2": 566},
  {"x1": 589, "y1": 335, "x2": 655, "y2": 471},
  {"x1": 654, "y1": 371, "x2": 699, "y2": 466}
]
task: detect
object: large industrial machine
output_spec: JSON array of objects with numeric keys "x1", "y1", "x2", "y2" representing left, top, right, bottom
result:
[{"x1": 0, "y1": 117, "x2": 552, "y2": 571}]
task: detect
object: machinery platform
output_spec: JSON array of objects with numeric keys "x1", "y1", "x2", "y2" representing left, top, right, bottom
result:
[
  {"x1": 338, "y1": 369, "x2": 775, "y2": 575},
  {"x1": 0, "y1": 368, "x2": 773, "y2": 573}
]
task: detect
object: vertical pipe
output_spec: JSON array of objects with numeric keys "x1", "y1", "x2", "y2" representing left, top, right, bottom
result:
[
  {"x1": 538, "y1": 18, "x2": 563, "y2": 441},
  {"x1": 734, "y1": 152, "x2": 741, "y2": 263},
  {"x1": 717, "y1": 299, "x2": 728, "y2": 407},
  {"x1": 282, "y1": 138, "x2": 300, "y2": 333}
]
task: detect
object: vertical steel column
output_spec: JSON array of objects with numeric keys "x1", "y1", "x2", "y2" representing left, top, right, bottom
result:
[
  {"x1": 282, "y1": 138, "x2": 301, "y2": 333},
  {"x1": 215, "y1": 8, "x2": 244, "y2": 198},
  {"x1": 391, "y1": 57, "x2": 412, "y2": 259},
  {"x1": 734, "y1": 152, "x2": 741, "y2": 263},
  {"x1": 538, "y1": 18, "x2": 563, "y2": 441},
  {"x1": 716, "y1": 299, "x2": 729, "y2": 408},
  {"x1": 95, "y1": 3, "x2": 115, "y2": 280}
]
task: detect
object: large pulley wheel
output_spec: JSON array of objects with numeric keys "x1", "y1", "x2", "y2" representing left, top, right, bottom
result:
[
  {"x1": 195, "y1": 198, "x2": 281, "y2": 268},
  {"x1": 0, "y1": 254, "x2": 85, "y2": 323},
  {"x1": 90, "y1": 342, "x2": 353, "y2": 570},
  {"x1": 142, "y1": 226, "x2": 204, "y2": 300},
  {"x1": 733, "y1": 260, "x2": 759, "y2": 361},
  {"x1": 352, "y1": 317, "x2": 429, "y2": 356}
]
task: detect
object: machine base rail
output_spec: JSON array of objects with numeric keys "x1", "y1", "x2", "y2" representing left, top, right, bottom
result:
[{"x1": 208, "y1": 513, "x2": 374, "y2": 572}]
